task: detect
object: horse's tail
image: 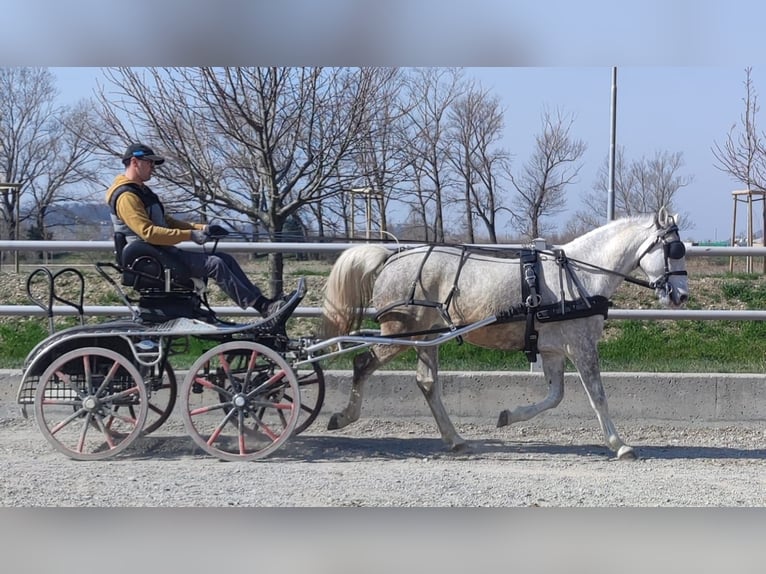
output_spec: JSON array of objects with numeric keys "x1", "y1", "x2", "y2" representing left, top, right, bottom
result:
[{"x1": 321, "y1": 244, "x2": 391, "y2": 337}]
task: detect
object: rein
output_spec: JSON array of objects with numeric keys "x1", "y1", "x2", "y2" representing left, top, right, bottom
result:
[{"x1": 538, "y1": 222, "x2": 688, "y2": 292}]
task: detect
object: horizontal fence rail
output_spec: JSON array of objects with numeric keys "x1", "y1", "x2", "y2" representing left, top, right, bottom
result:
[
  {"x1": 2, "y1": 240, "x2": 766, "y2": 256},
  {"x1": 0, "y1": 240, "x2": 763, "y2": 321}
]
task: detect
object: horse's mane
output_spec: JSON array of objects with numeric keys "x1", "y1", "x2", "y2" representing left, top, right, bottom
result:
[{"x1": 562, "y1": 213, "x2": 656, "y2": 253}]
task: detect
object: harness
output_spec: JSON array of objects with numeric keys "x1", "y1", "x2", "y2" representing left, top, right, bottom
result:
[
  {"x1": 374, "y1": 245, "x2": 471, "y2": 344},
  {"x1": 629, "y1": 222, "x2": 688, "y2": 293},
  {"x1": 373, "y1": 244, "x2": 611, "y2": 362},
  {"x1": 370, "y1": 221, "x2": 685, "y2": 363},
  {"x1": 505, "y1": 247, "x2": 609, "y2": 361}
]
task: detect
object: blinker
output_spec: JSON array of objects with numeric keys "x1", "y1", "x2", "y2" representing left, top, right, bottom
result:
[{"x1": 665, "y1": 240, "x2": 686, "y2": 260}]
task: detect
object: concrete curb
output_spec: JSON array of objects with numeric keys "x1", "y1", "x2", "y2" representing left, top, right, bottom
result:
[
  {"x1": 321, "y1": 370, "x2": 766, "y2": 423},
  {"x1": 3, "y1": 369, "x2": 766, "y2": 423}
]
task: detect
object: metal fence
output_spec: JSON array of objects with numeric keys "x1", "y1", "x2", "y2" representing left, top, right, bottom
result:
[{"x1": 2, "y1": 239, "x2": 766, "y2": 321}]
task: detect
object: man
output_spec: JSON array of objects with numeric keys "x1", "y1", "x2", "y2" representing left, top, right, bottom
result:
[{"x1": 106, "y1": 143, "x2": 285, "y2": 317}]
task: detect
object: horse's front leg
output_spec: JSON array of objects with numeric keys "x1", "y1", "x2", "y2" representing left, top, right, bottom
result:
[
  {"x1": 415, "y1": 346, "x2": 468, "y2": 452},
  {"x1": 569, "y1": 345, "x2": 636, "y2": 460},
  {"x1": 497, "y1": 352, "x2": 566, "y2": 427}
]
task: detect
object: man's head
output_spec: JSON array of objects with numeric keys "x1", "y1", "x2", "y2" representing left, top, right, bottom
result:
[
  {"x1": 122, "y1": 143, "x2": 165, "y2": 166},
  {"x1": 122, "y1": 143, "x2": 164, "y2": 182}
]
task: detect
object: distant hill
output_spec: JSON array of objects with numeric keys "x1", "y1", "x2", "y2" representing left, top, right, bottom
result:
[{"x1": 41, "y1": 202, "x2": 113, "y2": 240}]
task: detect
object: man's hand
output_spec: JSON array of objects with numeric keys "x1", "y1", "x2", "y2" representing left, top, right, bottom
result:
[{"x1": 190, "y1": 229, "x2": 209, "y2": 245}]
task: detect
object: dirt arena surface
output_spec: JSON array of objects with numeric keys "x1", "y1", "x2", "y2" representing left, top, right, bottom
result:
[{"x1": 2, "y1": 412, "x2": 765, "y2": 507}]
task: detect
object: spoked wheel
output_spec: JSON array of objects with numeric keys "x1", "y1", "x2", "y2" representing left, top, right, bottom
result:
[
  {"x1": 180, "y1": 341, "x2": 301, "y2": 462},
  {"x1": 292, "y1": 363, "x2": 325, "y2": 435},
  {"x1": 225, "y1": 351, "x2": 325, "y2": 436},
  {"x1": 139, "y1": 362, "x2": 177, "y2": 435},
  {"x1": 34, "y1": 347, "x2": 148, "y2": 460}
]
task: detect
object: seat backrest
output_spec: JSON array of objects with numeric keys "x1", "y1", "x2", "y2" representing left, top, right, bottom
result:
[
  {"x1": 114, "y1": 233, "x2": 127, "y2": 265},
  {"x1": 120, "y1": 240, "x2": 197, "y2": 292}
]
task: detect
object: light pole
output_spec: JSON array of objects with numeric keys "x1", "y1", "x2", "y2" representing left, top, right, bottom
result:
[{"x1": 607, "y1": 66, "x2": 617, "y2": 222}]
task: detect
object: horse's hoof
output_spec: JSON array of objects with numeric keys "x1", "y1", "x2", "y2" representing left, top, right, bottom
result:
[
  {"x1": 496, "y1": 410, "x2": 510, "y2": 427},
  {"x1": 450, "y1": 441, "x2": 471, "y2": 453},
  {"x1": 616, "y1": 445, "x2": 637, "y2": 460},
  {"x1": 327, "y1": 413, "x2": 343, "y2": 430}
]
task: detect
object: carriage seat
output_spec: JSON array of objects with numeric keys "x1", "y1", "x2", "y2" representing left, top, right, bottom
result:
[
  {"x1": 114, "y1": 234, "x2": 204, "y2": 295},
  {"x1": 113, "y1": 233, "x2": 214, "y2": 323}
]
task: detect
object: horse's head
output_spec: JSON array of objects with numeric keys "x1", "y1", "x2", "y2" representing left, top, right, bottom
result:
[{"x1": 636, "y1": 208, "x2": 689, "y2": 307}]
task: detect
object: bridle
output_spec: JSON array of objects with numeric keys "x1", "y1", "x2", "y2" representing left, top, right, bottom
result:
[
  {"x1": 626, "y1": 221, "x2": 687, "y2": 291},
  {"x1": 548, "y1": 219, "x2": 688, "y2": 293}
]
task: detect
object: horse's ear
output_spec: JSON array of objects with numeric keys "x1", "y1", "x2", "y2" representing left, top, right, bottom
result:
[{"x1": 655, "y1": 206, "x2": 672, "y2": 228}]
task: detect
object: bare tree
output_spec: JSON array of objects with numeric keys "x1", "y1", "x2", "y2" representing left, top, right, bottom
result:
[
  {"x1": 399, "y1": 68, "x2": 466, "y2": 242},
  {"x1": 447, "y1": 83, "x2": 510, "y2": 243},
  {"x1": 576, "y1": 146, "x2": 693, "y2": 232},
  {"x1": 92, "y1": 67, "x2": 389, "y2": 295},
  {"x1": 0, "y1": 67, "x2": 98, "y2": 253},
  {"x1": 570, "y1": 146, "x2": 628, "y2": 232},
  {"x1": 27, "y1": 101, "x2": 102, "y2": 240},
  {"x1": 508, "y1": 107, "x2": 587, "y2": 240},
  {"x1": 712, "y1": 67, "x2": 766, "y2": 191},
  {"x1": 324, "y1": 67, "x2": 409, "y2": 241}
]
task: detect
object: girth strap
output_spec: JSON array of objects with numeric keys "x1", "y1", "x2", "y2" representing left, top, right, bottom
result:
[{"x1": 495, "y1": 295, "x2": 611, "y2": 324}]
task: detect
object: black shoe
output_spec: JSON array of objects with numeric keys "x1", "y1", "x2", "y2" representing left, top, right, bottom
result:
[{"x1": 261, "y1": 298, "x2": 286, "y2": 318}]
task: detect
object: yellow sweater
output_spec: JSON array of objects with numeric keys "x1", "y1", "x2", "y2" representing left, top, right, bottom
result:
[{"x1": 105, "y1": 175, "x2": 205, "y2": 246}]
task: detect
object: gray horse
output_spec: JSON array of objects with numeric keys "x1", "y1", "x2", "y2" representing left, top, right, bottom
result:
[{"x1": 321, "y1": 209, "x2": 689, "y2": 459}]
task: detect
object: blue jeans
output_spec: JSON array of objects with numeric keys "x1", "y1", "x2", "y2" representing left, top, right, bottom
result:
[{"x1": 171, "y1": 247, "x2": 265, "y2": 309}]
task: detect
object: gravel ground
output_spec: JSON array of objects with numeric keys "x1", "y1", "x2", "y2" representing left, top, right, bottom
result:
[{"x1": 2, "y1": 412, "x2": 766, "y2": 507}]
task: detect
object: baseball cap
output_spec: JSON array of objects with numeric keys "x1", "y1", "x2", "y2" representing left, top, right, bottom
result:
[{"x1": 122, "y1": 143, "x2": 165, "y2": 165}]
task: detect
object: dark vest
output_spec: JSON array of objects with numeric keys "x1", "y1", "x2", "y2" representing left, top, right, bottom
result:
[{"x1": 108, "y1": 183, "x2": 168, "y2": 243}]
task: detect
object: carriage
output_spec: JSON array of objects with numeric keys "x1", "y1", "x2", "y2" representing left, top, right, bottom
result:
[
  {"x1": 14, "y1": 237, "x2": 331, "y2": 462},
  {"x1": 14, "y1": 209, "x2": 689, "y2": 462}
]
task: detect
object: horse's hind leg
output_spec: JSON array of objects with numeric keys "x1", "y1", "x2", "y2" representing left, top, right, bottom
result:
[
  {"x1": 496, "y1": 352, "x2": 566, "y2": 427},
  {"x1": 570, "y1": 350, "x2": 636, "y2": 460},
  {"x1": 415, "y1": 346, "x2": 467, "y2": 452},
  {"x1": 327, "y1": 343, "x2": 403, "y2": 431},
  {"x1": 326, "y1": 349, "x2": 377, "y2": 430}
]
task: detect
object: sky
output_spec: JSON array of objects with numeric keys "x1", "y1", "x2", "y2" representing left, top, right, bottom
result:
[
  {"x1": 5, "y1": 1, "x2": 766, "y2": 243},
  {"x1": 51, "y1": 66, "x2": 756, "y2": 243},
  {"x1": 467, "y1": 66, "x2": 754, "y2": 243}
]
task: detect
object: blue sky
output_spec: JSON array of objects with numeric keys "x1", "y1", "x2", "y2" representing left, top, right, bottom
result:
[
  {"x1": 469, "y1": 67, "x2": 754, "y2": 242},
  {"x1": 52, "y1": 66, "x2": 757, "y2": 243},
  {"x1": 7, "y1": 1, "x2": 766, "y2": 242}
]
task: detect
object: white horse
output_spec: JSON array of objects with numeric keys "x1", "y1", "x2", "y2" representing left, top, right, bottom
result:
[{"x1": 321, "y1": 209, "x2": 689, "y2": 459}]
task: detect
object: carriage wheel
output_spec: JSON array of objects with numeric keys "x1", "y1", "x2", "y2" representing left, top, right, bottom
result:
[
  {"x1": 34, "y1": 347, "x2": 148, "y2": 461},
  {"x1": 180, "y1": 341, "x2": 300, "y2": 462},
  {"x1": 292, "y1": 363, "x2": 325, "y2": 435},
  {"x1": 223, "y1": 351, "x2": 325, "y2": 436},
  {"x1": 139, "y1": 362, "x2": 177, "y2": 435}
]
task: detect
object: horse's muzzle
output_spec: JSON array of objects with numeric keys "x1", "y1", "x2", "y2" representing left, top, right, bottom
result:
[{"x1": 660, "y1": 283, "x2": 689, "y2": 307}]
